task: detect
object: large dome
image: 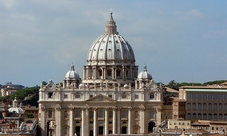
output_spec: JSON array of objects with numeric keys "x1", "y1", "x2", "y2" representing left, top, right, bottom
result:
[{"x1": 86, "y1": 12, "x2": 135, "y2": 65}]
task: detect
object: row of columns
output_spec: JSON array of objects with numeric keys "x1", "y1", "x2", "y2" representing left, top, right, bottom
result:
[
  {"x1": 69, "y1": 108, "x2": 135, "y2": 136},
  {"x1": 40, "y1": 106, "x2": 159, "y2": 136},
  {"x1": 83, "y1": 65, "x2": 138, "y2": 80}
]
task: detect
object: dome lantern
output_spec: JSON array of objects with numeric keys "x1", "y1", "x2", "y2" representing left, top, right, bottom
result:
[{"x1": 105, "y1": 12, "x2": 117, "y2": 34}]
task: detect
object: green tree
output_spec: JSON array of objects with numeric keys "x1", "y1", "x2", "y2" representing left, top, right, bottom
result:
[{"x1": 166, "y1": 80, "x2": 180, "y2": 90}]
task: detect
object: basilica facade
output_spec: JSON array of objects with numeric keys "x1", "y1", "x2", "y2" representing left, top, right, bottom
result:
[{"x1": 38, "y1": 12, "x2": 164, "y2": 136}]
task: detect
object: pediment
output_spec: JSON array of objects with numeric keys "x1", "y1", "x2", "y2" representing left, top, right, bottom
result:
[{"x1": 86, "y1": 94, "x2": 115, "y2": 102}]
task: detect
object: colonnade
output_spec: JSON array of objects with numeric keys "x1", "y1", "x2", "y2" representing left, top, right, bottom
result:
[{"x1": 51, "y1": 108, "x2": 146, "y2": 136}]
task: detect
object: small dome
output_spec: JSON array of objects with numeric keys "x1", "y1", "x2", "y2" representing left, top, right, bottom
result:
[
  {"x1": 123, "y1": 84, "x2": 129, "y2": 88},
  {"x1": 8, "y1": 97, "x2": 24, "y2": 114},
  {"x1": 137, "y1": 65, "x2": 152, "y2": 79},
  {"x1": 8, "y1": 107, "x2": 25, "y2": 114},
  {"x1": 65, "y1": 64, "x2": 80, "y2": 79}
]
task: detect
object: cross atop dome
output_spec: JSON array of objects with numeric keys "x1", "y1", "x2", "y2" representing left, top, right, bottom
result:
[
  {"x1": 105, "y1": 12, "x2": 117, "y2": 34},
  {"x1": 70, "y1": 63, "x2": 75, "y2": 71},
  {"x1": 143, "y1": 64, "x2": 147, "y2": 72}
]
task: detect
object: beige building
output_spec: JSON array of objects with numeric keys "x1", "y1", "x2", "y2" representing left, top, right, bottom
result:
[
  {"x1": 38, "y1": 12, "x2": 164, "y2": 136},
  {"x1": 179, "y1": 84, "x2": 227, "y2": 121}
]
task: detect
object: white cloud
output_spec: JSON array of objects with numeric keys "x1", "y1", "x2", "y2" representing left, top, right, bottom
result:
[
  {"x1": 175, "y1": 9, "x2": 203, "y2": 21},
  {"x1": 0, "y1": 0, "x2": 17, "y2": 9},
  {"x1": 187, "y1": 9, "x2": 203, "y2": 17}
]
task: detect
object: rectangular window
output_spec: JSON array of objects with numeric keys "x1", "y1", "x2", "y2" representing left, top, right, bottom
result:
[
  {"x1": 108, "y1": 95, "x2": 112, "y2": 98},
  {"x1": 135, "y1": 95, "x2": 139, "y2": 99},
  {"x1": 48, "y1": 92, "x2": 53, "y2": 98},
  {"x1": 122, "y1": 94, "x2": 127, "y2": 99},
  {"x1": 89, "y1": 95, "x2": 93, "y2": 98},
  {"x1": 150, "y1": 93, "x2": 154, "y2": 99},
  {"x1": 75, "y1": 94, "x2": 80, "y2": 98},
  {"x1": 150, "y1": 111, "x2": 154, "y2": 119},
  {"x1": 64, "y1": 94, "x2": 68, "y2": 99}
]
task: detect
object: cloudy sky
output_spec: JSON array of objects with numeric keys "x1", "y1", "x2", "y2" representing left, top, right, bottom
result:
[{"x1": 0, "y1": 0, "x2": 227, "y2": 87}]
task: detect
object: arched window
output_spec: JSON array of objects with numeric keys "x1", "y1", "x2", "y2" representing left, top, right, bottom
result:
[
  {"x1": 203, "y1": 103, "x2": 207, "y2": 110},
  {"x1": 208, "y1": 113, "x2": 212, "y2": 120},
  {"x1": 48, "y1": 110, "x2": 52, "y2": 118},
  {"x1": 203, "y1": 113, "x2": 207, "y2": 120},
  {"x1": 192, "y1": 103, "x2": 196, "y2": 109},
  {"x1": 187, "y1": 113, "x2": 191, "y2": 120},
  {"x1": 219, "y1": 113, "x2": 223, "y2": 120},
  {"x1": 187, "y1": 103, "x2": 191, "y2": 109},
  {"x1": 198, "y1": 103, "x2": 202, "y2": 109},
  {"x1": 219, "y1": 103, "x2": 223, "y2": 110},
  {"x1": 214, "y1": 113, "x2": 217, "y2": 120},
  {"x1": 224, "y1": 103, "x2": 227, "y2": 110},
  {"x1": 208, "y1": 103, "x2": 212, "y2": 110},
  {"x1": 214, "y1": 103, "x2": 217, "y2": 110},
  {"x1": 224, "y1": 114, "x2": 227, "y2": 120},
  {"x1": 192, "y1": 113, "x2": 196, "y2": 119},
  {"x1": 198, "y1": 113, "x2": 202, "y2": 119}
]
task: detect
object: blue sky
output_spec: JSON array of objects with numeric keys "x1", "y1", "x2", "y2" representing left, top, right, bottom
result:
[{"x1": 0, "y1": 1, "x2": 226, "y2": 87}]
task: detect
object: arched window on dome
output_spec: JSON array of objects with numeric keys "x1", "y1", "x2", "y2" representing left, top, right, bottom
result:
[
  {"x1": 116, "y1": 69, "x2": 121, "y2": 77},
  {"x1": 126, "y1": 70, "x2": 129, "y2": 77},
  {"x1": 98, "y1": 69, "x2": 102, "y2": 79},
  {"x1": 107, "y1": 69, "x2": 112, "y2": 77}
]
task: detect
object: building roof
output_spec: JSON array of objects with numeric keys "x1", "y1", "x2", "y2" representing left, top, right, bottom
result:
[
  {"x1": 162, "y1": 129, "x2": 209, "y2": 135},
  {"x1": 165, "y1": 87, "x2": 178, "y2": 93}
]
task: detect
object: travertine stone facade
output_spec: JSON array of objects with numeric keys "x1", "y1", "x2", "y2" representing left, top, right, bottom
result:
[{"x1": 38, "y1": 12, "x2": 163, "y2": 136}]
